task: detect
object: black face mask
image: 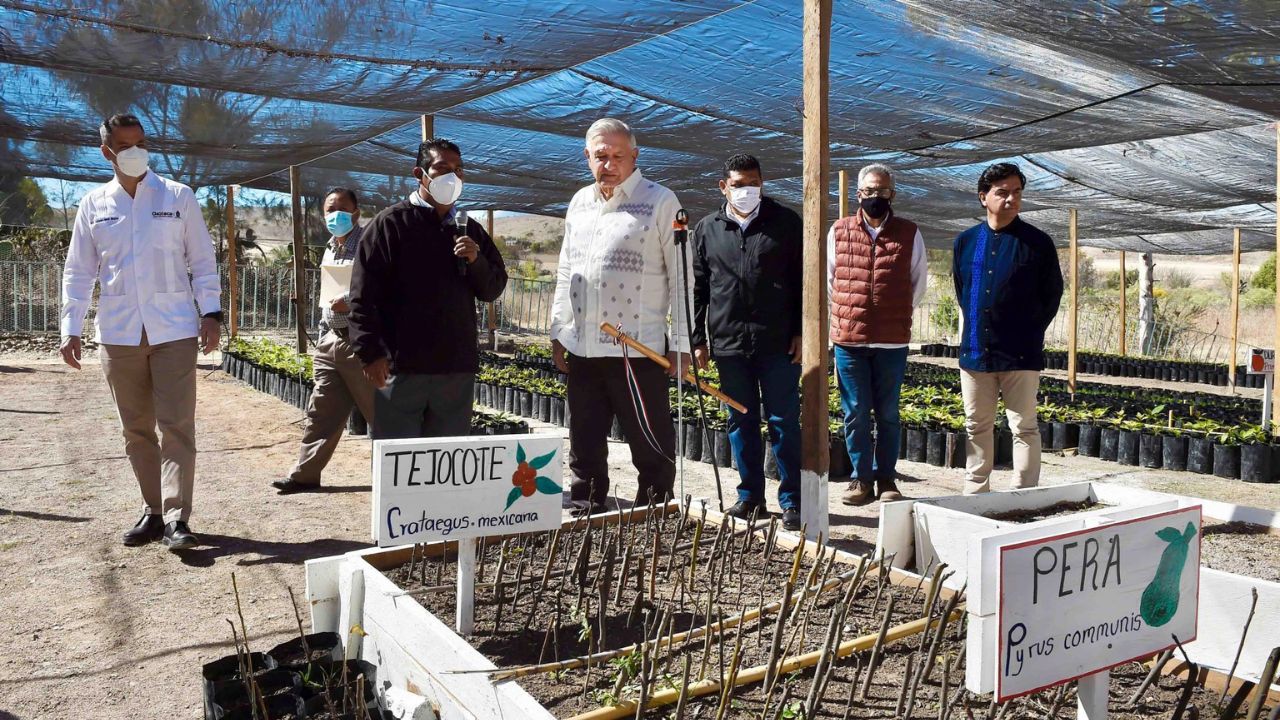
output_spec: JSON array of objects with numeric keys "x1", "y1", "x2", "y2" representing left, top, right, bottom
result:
[{"x1": 860, "y1": 196, "x2": 891, "y2": 219}]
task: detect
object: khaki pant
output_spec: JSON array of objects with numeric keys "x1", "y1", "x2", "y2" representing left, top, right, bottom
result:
[
  {"x1": 288, "y1": 331, "x2": 376, "y2": 484},
  {"x1": 960, "y1": 369, "x2": 1041, "y2": 494},
  {"x1": 100, "y1": 332, "x2": 199, "y2": 523}
]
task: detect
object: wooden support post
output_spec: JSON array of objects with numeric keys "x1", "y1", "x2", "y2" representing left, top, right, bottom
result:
[
  {"x1": 1067, "y1": 208, "x2": 1079, "y2": 396},
  {"x1": 486, "y1": 209, "x2": 497, "y2": 350},
  {"x1": 1118, "y1": 250, "x2": 1127, "y2": 356},
  {"x1": 1273, "y1": 121, "x2": 1280, "y2": 430},
  {"x1": 799, "y1": 0, "x2": 832, "y2": 542},
  {"x1": 421, "y1": 114, "x2": 434, "y2": 142},
  {"x1": 838, "y1": 169, "x2": 849, "y2": 219},
  {"x1": 226, "y1": 184, "x2": 238, "y2": 339},
  {"x1": 1077, "y1": 670, "x2": 1109, "y2": 719},
  {"x1": 1230, "y1": 228, "x2": 1241, "y2": 392},
  {"x1": 289, "y1": 165, "x2": 307, "y2": 354},
  {"x1": 457, "y1": 538, "x2": 477, "y2": 635}
]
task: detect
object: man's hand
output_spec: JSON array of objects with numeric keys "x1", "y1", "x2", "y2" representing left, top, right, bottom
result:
[
  {"x1": 454, "y1": 237, "x2": 480, "y2": 264},
  {"x1": 60, "y1": 336, "x2": 82, "y2": 370},
  {"x1": 552, "y1": 339, "x2": 569, "y2": 374},
  {"x1": 363, "y1": 357, "x2": 391, "y2": 388},
  {"x1": 693, "y1": 344, "x2": 710, "y2": 370},
  {"x1": 199, "y1": 317, "x2": 220, "y2": 355},
  {"x1": 330, "y1": 297, "x2": 350, "y2": 313},
  {"x1": 666, "y1": 351, "x2": 692, "y2": 381},
  {"x1": 789, "y1": 335, "x2": 803, "y2": 364}
]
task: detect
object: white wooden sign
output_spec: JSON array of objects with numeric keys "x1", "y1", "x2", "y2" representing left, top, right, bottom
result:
[
  {"x1": 371, "y1": 433, "x2": 564, "y2": 547},
  {"x1": 995, "y1": 506, "x2": 1201, "y2": 701}
]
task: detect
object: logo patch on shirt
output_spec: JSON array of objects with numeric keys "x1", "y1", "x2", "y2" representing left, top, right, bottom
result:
[
  {"x1": 91, "y1": 216, "x2": 120, "y2": 225},
  {"x1": 151, "y1": 210, "x2": 182, "y2": 219}
]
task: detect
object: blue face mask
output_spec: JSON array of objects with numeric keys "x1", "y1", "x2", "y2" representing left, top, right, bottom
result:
[{"x1": 325, "y1": 210, "x2": 354, "y2": 237}]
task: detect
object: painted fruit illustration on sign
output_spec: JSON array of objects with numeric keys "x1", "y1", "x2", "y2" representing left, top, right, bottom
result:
[
  {"x1": 1139, "y1": 522, "x2": 1197, "y2": 627},
  {"x1": 505, "y1": 443, "x2": 561, "y2": 511}
]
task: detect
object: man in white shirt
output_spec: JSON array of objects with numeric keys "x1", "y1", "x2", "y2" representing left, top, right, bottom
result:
[
  {"x1": 826, "y1": 164, "x2": 927, "y2": 506},
  {"x1": 550, "y1": 118, "x2": 693, "y2": 515},
  {"x1": 60, "y1": 114, "x2": 221, "y2": 551}
]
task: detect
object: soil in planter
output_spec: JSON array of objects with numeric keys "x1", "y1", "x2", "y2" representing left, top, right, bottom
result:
[
  {"x1": 1201, "y1": 522, "x2": 1280, "y2": 583},
  {"x1": 383, "y1": 509, "x2": 932, "y2": 717},
  {"x1": 982, "y1": 499, "x2": 1110, "y2": 524}
]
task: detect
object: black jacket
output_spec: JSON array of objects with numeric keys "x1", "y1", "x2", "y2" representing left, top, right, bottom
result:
[
  {"x1": 692, "y1": 197, "x2": 803, "y2": 357},
  {"x1": 349, "y1": 200, "x2": 507, "y2": 374}
]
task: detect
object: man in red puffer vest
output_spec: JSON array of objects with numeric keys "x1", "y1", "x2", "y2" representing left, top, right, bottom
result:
[{"x1": 828, "y1": 163, "x2": 926, "y2": 506}]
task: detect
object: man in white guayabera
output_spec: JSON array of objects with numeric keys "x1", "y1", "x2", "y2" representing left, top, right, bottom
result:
[
  {"x1": 60, "y1": 113, "x2": 222, "y2": 552},
  {"x1": 550, "y1": 117, "x2": 694, "y2": 516}
]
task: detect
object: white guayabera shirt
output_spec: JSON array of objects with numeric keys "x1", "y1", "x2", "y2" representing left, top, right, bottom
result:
[
  {"x1": 61, "y1": 171, "x2": 221, "y2": 345},
  {"x1": 551, "y1": 169, "x2": 694, "y2": 357}
]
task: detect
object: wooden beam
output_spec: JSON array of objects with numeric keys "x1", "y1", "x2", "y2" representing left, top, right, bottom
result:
[
  {"x1": 421, "y1": 115, "x2": 434, "y2": 141},
  {"x1": 1118, "y1": 250, "x2": 1127, "y2": 356},
  {"x1": 799, "y1": 0, "x2": 832, "y2": 542},
  {"x1": 226, "y1": 184, "x2": 238, "y2": 339},
  {"x1": 838, "y1": 169, "x2": 849, "y2": 219},
  {"x1": 1273, "y1": 121, "x2": 1280, "y2": 430},
  {"x1": 1067, "y1": 208, "x2": 1078, "y2": 396},
  {"x1": 1230, "y1": 228, "x2": 1241, "y2": 393},
  {"x1": 289, "y1": 165, "x2": 307, "y2": 354},
  {"x1": 486, "y1": 209, "x2": 497, "y2": 349}
]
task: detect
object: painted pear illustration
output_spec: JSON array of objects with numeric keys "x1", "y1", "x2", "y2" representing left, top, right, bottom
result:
[{"x1": 1140, "y1": 521, "x2": 1197, "y2": 627}]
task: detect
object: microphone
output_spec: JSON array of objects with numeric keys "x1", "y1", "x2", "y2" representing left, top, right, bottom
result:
[{"x1": 454, "y1": 208, "x2": 469, "y2": 277}]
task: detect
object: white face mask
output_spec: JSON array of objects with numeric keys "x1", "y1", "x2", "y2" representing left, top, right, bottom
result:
[
  {"x1": 426, "y1": 172, "x2": 464, "y2": 206},
  {"x1": 727, "y1": 185, "x2": 761, "y2": 216},
  {"x1": 110, "y1": 146, "x2": 150, "y2": 178}
]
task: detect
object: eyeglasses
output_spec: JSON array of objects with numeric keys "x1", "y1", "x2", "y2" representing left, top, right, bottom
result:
[{"x1": 857, "y1": 188, "x2": 892, "y2": 199}]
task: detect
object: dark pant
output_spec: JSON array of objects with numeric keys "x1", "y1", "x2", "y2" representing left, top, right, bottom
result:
[
  {"x1": 834, "y1": 345, "x2": 909, "y2": 483},
  {"x1": 716, "y1": 353, "x2": 801, "y2": 510},
  {"x1": 566, "y1": 354, "x2": 675, "y2": 505},
  {"x1": 372, "y1": 372, "x2": 474, "y2": 440}
]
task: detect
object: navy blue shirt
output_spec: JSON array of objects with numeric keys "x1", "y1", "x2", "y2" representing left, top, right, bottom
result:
[{"x1": 952, "y1": 217, "x2": 1063, "y2": 372}]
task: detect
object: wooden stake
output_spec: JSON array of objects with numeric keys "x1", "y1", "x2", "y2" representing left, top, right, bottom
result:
[
  {"x1": 1230, "y1": 228, "x2": 1242, "y2": 393},
  {"x1": 288, "y1": 165, "x2": 307, "y2": 354},
  {"x1": 1068, "y1": 208, "x2": 1079, "y2": 397},
  {"x1": 799, "y1": 0, "x2": 833, "y2": 543},
  {"x1": 226, "y1": 184, "x2": 238, "y2": 339},
  {"x1": 1118, "y1": 250, "x2": 1127, "y2": 356},
  {"x1": 1273, "y1": 120, "x2": 1280, "y2": 428}
]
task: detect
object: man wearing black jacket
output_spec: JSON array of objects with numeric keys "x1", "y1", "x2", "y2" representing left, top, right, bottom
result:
[
  {"x1": 348, "y1": 139, "x2": 508, "y2": 439},
  {"x1": 692, "y1": 154, "x2": 804, "y2": 530}
]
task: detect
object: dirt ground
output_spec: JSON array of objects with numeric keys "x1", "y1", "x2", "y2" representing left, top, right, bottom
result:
[{"x1": 1, "y1": 349, "x2": 1278, "y2": 720}]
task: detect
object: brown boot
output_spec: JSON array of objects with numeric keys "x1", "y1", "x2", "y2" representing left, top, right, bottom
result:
[
  {"x1": 877, "y1": 478, "x2": 904, "y2": 502},
  {"x1": 841, "y1": 480, "x2": 875, "y2": 506}
]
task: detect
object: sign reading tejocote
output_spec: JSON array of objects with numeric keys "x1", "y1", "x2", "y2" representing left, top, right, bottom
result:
[
  {"x1": 996, "y1": 506, "x2": 1201, "y2": 701},
  {"x1": 372, "y1": 433, "x2": 564, "y2": 547}
]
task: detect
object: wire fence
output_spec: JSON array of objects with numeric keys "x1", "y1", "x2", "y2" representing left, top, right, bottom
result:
[{"x1": 1, "y1": 259, "x2": 1248, "y2": 364}]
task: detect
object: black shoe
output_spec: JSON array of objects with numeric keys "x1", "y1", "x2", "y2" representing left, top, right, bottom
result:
[
  {"x1": 724, "y1": 500, "x2": 763, "y2": 520},
  {"x1": 122, "y1": 513, "x2": 165, "y2": 546},
  {"x1": 781, "y1": 506, "x2": 801, "y2": 532},
  {"x1": 163, "y1": 521, "x2": 199, "y2": 551},
  {"x1": 272, "y1": 479, "x2": 322, "y2": 495},
  {"x1": 570, "y1": 502, "x2": 608, "y2": 518}
]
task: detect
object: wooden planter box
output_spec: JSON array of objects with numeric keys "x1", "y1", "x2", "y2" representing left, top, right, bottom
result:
[{"x1": 876, "y1": 481, "x2": 1280, "y2": 696}]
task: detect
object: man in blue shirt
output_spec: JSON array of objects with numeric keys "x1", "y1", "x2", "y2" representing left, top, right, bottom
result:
[{"x1": 952, "y1": 163, "x2": 1063, "y2": 494}]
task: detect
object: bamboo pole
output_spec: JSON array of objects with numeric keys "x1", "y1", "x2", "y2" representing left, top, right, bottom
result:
[
  {"x1": 1118, "y1": 250, "x2": 1127, "y2": 356},
  {"x1": 1067, "y1": 208, "x2": 1078, "y2": 396},
  {"x1": 226, "y1": 184, "x2": 238, "y2": 339},
  {"x1": 565, "y1": 606, "x2": 966, "y2": 720},
  {"x1": 289, "y1": 165, "x2": 307, "y2": 354},
  {"x1": 799, "y1": 0, "x2": 832, "y2": 543},
  {"x1": 1231, "y1": 228, "x2": 1241, "y2": 393},
  {"x1": 600, "y1": 322, "x2": 747, "y2": 413}
]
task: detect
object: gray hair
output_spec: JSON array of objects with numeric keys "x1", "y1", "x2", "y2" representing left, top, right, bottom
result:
[
  {"x1": 585, "y1": 117, "x2": 637, "y2": 149},
  {"x1": 857, "y1": 163, "x2": 894, "y2": 189}
]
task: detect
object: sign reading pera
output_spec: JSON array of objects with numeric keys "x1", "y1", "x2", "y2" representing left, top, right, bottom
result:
[
  {"x1": 371, "y1": 434, "x2": 564, "y2": 547},
  {"x1": 996, "y1": 506, "x2": 1201, "y2": 701}
]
